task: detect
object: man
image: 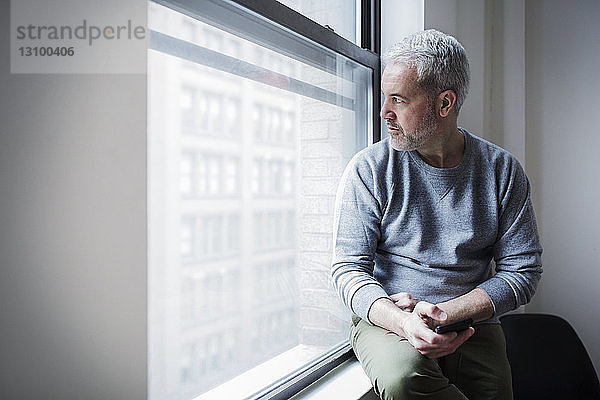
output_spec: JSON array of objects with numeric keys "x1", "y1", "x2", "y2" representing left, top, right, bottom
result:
[{"x1": 331, "y1": 30, "x2": 542, "y2": 399}]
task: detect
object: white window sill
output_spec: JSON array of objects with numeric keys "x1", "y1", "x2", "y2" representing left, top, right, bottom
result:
[
  {"x1": 290, "y1": 358, "x2": 376, "y2": 400},
  {"x1": 194, "y1": 344, "x2": 329, "y2": 399},
  {"x1": 193, "y1": 345, "x2": 375, "y2": 400}
]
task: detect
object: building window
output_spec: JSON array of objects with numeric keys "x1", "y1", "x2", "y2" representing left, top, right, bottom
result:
[
  {"x1": 276, "y1": 0, "x2": 360, "y2": 45},
  {"x1": 148, "y1": 0, "x2": 378, "y2": 399},
  {"x1": 179, "y1": 151, "x2": 195, "y2": 196}
]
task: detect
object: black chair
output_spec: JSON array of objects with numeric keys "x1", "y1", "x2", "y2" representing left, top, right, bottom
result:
[{"x1": 500, "y1": 313, "x2": 600, "y2": 400}]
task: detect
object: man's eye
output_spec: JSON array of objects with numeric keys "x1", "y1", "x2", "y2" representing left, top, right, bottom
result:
[{"x1": 392, "y1": 97, "x2": 404, "y2": 104}]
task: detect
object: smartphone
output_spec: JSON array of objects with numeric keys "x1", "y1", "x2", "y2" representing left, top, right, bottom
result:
[{"x1": 434, "y1": 318, "x2": 473, "y2": 334}]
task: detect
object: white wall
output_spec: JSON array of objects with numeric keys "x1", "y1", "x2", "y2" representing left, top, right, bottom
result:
[
  {"x1": 0, "y1": 1, "x2": 147, "y2": 398},
  {"x1": 381, "y1": 0, "x2": 423, "y2": 55},
  {"x1": 524, "y1": 0, "x2": 600, "y2": 372}
]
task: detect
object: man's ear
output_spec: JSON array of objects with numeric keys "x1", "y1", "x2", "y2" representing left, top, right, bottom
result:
[{"x1": 438, "y1": 90, "x2": 457, "y2": 117}]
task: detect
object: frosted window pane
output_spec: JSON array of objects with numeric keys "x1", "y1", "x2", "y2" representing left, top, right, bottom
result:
[{"x1": 148, "y1": 1, "x2": 371, "y2": 399}]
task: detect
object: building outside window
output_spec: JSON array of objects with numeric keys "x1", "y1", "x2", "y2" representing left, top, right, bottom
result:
[{"x1": 148, "y1": 0, "x2": 378, "y2": 398}]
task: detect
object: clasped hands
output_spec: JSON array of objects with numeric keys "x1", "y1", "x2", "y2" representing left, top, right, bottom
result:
[{"x1": 390, "y1": 292, "x2": 475, "y2": 359}]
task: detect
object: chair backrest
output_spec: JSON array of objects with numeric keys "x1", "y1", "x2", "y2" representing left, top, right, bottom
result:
[{"x1": 500, "y1": 313, "x2": 600, "y2": 400}]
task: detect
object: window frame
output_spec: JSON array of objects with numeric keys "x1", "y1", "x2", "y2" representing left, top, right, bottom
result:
[{"x1": 148, "y1": 0, "x2": 381, "y2": 398}]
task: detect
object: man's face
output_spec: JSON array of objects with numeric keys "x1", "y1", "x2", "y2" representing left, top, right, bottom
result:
[{"x1": 380, "y1": 63, "x2": 439, "y2": 151}]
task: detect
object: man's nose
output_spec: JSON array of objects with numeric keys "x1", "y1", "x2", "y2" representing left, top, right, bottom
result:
[{"x1": 380, "y1": 100, "x2": 395, "y2": 120}]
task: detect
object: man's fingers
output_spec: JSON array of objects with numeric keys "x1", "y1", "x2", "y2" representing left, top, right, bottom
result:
[
  {"x1": 417, "y1": 327, "x2": 475, "y2": 359},
  {"x1": 390, "y1": 292, "x2": 412, "y2": 303},
  {"x1": 456, "y1": 327, "x2": 475, "y2": 342},
  {"x1": 414, "y1": 301, "x2": 448, "y2": 324},
  {"x1": 390, "y1": 292, "x2": 418, "y2": 309}
]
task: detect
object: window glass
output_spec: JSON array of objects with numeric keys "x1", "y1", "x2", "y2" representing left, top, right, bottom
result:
[
  {"x1": 148, "y1": 1, "x2": 371, "y2": 399},
  {"x1": 276, "y1": 0, "x2": 359, "y2": 44}
]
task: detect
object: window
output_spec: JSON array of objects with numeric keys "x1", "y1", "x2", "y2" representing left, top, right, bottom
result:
[
  {"x1": 276, "y1": 0, "x2": 359, "y2": 44},
  {"x1": 148, "y1": 0, "x2": 379, "y2": 399}
]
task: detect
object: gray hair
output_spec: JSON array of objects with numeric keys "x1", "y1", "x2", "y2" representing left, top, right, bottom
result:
[{"x1": 383, "y1": 29, "x2": 470, "y2": 113}]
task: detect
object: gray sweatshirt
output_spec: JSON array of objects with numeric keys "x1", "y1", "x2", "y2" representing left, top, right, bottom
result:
[{"x1": 331, "y1": 129, "x2": 542, "y2": 324}]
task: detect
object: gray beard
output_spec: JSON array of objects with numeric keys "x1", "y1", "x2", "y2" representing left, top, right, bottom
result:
[{"x1": 389, "y1": 114, "x2": 438, "y2": 151}]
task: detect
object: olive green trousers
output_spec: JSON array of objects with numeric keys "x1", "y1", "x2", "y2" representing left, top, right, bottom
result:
[{"x1": 350, "y1": 315, "x2": 513, "y2": 400}]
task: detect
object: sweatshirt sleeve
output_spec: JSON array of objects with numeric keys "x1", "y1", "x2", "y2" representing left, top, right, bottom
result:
[
  {"x1": 330, "y1": 154, "x2": 389, "y2": 323},
  {"x1": 477, "y1": 158, "x2": 543, "y2": 316}
]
